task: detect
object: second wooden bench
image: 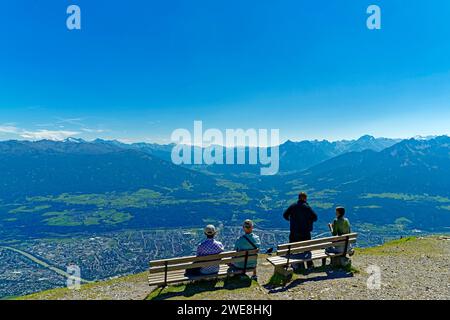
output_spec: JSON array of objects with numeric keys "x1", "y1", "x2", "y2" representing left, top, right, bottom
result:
[{"x1": 267, "y1": 233, "x2": 358, "y2": 277}]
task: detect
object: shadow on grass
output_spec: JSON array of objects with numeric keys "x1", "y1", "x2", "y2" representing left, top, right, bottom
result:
[
  {"x1": 147, "y1": 275, "x2": 254, "y2": 300},
  {"x1": 264, "y1": 265, "x2": 356, "y2": 294}
]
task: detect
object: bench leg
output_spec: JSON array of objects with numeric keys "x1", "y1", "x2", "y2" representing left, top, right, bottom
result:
[
  {"x1": 322, "y1": 258, "x2": 327, "y2": 267},
  {"x1": 331, "y1": 256, "x2": 351, "y2": 268},
  {"x1": 292, "y1": 262, "x2": 308, "y2": 271},
  {"x1": 155, "y1": 286, "x2": 166, "y2": 296},
  {"x1": 275, "y1": 266, "x2": 293, "y2": 278}
]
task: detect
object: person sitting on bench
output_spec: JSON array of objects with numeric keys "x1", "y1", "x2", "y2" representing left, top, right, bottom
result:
[
  {"x1": 194, "y1": 224, "x2": 225, "y2": 275},
  {"x1": 326, "y1": 207, "x2": 354, "y2": 255},
  {"x1": 230, "y1": 219, "x2": 261, "y2": 280}
]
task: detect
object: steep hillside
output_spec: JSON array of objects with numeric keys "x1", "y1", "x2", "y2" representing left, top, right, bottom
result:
[
  {"x1": 0, "y1": 143, "x2": 220, "y2": 200},
  {"x1": 17, "y1": 236, "x2": 450, "y2": 300},
  {"x1": 278, "y1": 135, "x2": 399, "y2": 173},
  {"x1": 300, "y1": 136, "x2": 450, "y2": 195},
  {"x1": 286, "y1": 136, "x2": 450, "y2": 228}
]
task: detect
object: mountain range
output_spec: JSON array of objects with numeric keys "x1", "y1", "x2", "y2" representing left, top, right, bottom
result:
[{"x1": 0, "y1": 135, "x2": 449, "y2": 239}]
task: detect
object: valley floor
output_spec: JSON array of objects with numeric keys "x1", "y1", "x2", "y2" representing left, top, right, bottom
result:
[{"x1": 19, "y1": 236, "x2": 450, "y2": 300}]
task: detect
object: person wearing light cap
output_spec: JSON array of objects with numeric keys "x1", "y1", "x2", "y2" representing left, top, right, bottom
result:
[
  {"x1": 195, "y1": 224, "x2": 224, "y2": 275},
  {"x1": 231, "y1": 219, "x2": 261, "y2": 280}
]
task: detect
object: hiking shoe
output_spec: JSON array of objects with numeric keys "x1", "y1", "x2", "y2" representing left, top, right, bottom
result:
[{"x1": 251, "y1": 275, "x2": 258, "y2": 281}]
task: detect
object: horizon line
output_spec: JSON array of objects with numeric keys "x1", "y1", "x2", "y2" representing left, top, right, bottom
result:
[{"x1": 0, "y1": 134, "x2": 448, "y2": 147}]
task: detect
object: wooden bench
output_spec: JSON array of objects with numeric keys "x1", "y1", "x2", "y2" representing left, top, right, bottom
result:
[
  {"x1": 267, "y1": 233, "x2": 358, "y2": 277},
  {"x1": 149, "y1": 249, "x2": 259, "y2": 287}
]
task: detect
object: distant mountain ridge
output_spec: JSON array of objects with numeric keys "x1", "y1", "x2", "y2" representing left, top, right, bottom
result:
[
  {"x1": 0, "y1": 135, "x2": 440, "y2": 198},
  {"x1": 0, "y1": 140, "x2": 220, "y2": 200},
  {"x1": 278, "y1": 135, "x2": 401, "y2": 172},
  {"x1": 0, "y1": 135, "x2": 449, "y2": 236},
  {"x1": 300, "y1": 136, "x2": 450, "y2": 195},
  {"x1": 0, "y1": 135, "x2": 401, "y2": 174}
]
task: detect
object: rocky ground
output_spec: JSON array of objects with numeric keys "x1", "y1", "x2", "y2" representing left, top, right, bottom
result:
[
  {"x1": 253, "y1": 235, "x2": 449, "y2": 300},
  {"x1": 19, "y1": 236, "x2": 450, "y2": 300}
]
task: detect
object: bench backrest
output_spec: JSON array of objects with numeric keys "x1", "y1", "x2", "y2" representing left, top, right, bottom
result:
[
  {"x1": 149, "y1": 249, "x2": 259, "y2": 275},
  {"x1": 276, "y1": 233, "x2": 358, "y2": 256}
]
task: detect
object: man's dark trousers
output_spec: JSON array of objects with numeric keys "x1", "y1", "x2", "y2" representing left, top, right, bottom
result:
[{"x1": 289, "y1": 232, "x2": 314, "y2": 268}]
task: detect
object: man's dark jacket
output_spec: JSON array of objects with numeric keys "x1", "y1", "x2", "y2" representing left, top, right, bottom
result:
[{"x1": 283, "y1": 200, "x2": 318, "y2": 237}]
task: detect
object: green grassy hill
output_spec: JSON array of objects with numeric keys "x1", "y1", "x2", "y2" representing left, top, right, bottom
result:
[{"x1": 17, "y1": 236, "x2": 450, "y2": 300}]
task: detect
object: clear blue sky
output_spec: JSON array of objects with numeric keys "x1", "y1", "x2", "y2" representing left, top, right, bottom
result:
[{"x1": 1, "y1": 0, "x2": 450, "y2": 143}]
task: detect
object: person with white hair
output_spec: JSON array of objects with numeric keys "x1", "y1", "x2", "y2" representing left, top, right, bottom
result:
[{"x1": 230, "y1": 219, "x2": 261, "y2": 280}]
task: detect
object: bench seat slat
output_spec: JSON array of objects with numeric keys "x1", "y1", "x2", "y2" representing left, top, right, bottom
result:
[
  {"x1": 149, "y1": 265, "x2": 229, "y2": 285},
  {"x1": 148, "y1": 265, "x2": 255, "y2": 286},
  {"x1": 149, "y1": 264, "x2": 256, "y2": 280},
  {"x1": 267, "y1": 249, "x2": 342, "y2": 266},
  {"x1": 268, "y1": 250, "x2": 334, "y2": 263},
  {"x1": 277, "y1": 233, "x2": 358, "y2": 250},
  {"x1": 148, "y1": 269, "x2": 186, "y2": 280},
  {"x1": 271, "y1": 249, "x2": 331, "y2": 259},
  {"x1": 276, "y1": 239, "x2": 356, "y2": 256}
]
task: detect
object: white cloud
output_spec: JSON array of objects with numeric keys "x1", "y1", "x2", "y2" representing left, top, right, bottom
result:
[
  {"x1": 81, "y1": 128, "x2": 106, "y2": 133},
  {"x1": 1, "y1": 120, "x2": 105, "y2": 141},
  {"x1": 20, "y1": 129, "x2": 80, "y2": 141},
  {"x1": 0, "y1": 125, "x2": 20, "y2": 134},
  {"x1": 115, "y1": 138, "x2": 134, "y2": 144},
  {"x1": 55, "y1": 117, "x2": 84, "y2": 125}
]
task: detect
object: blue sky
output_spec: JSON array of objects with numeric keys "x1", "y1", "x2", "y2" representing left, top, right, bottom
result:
[{"x1": 1, "y1": 0, "x2": 450, "y2": 144}]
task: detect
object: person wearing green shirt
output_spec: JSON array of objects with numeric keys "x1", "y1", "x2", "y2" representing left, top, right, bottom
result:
[
  {"x1": 231, "y1": 219, "x2": 261, "y2": 280},
  {"x1": 326, "y1": 207, "x2": 354, "y2": 255},
  {"x1": 329, "y1": 207, "x2": 351, "y2": 236}
]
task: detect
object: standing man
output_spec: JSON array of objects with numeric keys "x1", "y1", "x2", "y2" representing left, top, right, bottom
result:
[{"x1": 283, "y1": 192, "x2": 318, "y2": 268}]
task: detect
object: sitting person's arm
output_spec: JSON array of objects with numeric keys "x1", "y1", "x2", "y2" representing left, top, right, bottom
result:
[
  {"x1": 253, "y1": 234, "x2": 261, "y2": 248},
  {"x1": 196, "y1": 244, "x2": 203, "y2": 256},
  {"x1": 234, "y1": 238, "x2": 240, "y2": 251},
  {"x1": 331, "y1": 220, "x2": 338, "y2": 236},
  {"x1": 344, "y1": 218, "x2": 351, "y2": 234}
]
